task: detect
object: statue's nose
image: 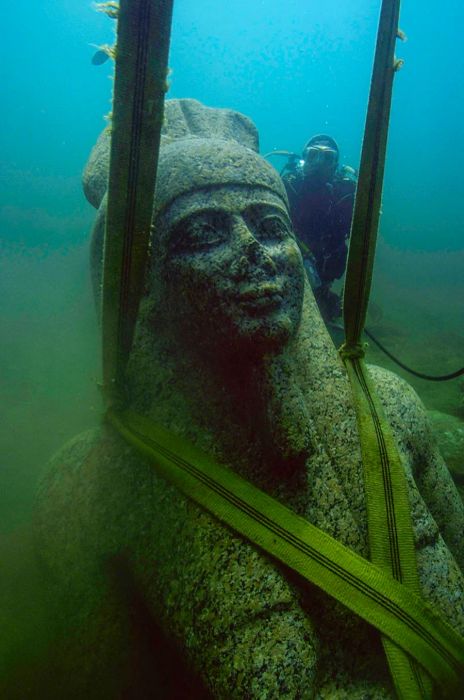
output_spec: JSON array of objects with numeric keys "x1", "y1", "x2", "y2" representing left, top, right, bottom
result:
[
  {"x1": 230, "y1": 216, "x2": 277, "y2": 277},
  {"x1": 232, "y1": 216, "x2": 259, "y2": 247}
]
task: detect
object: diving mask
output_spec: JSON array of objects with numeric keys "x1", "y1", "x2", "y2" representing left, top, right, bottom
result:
[{"x1": 304, "y1": 145, "x2": 338, "y2": 168}]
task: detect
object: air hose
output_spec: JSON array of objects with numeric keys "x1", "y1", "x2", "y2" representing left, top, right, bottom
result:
[
  {"x1": 330, "y1": 323, "x2": 464, "y2": 382},
  {"x1": 364, "y1": 327, "x2": 464, "y2": 381}
]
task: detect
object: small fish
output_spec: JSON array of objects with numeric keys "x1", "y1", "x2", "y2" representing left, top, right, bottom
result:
[{"x1": 91, "y1": 49, "x2": 110, "y2": 66}]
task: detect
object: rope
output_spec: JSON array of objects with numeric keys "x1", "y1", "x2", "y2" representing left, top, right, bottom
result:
[{"x1": 101, "y1": 0, "x2": 174, "y2": 407}]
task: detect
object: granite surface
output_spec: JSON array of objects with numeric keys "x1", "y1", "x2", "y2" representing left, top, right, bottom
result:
[
  {"x1": 36, "y1": 99, "x2": 464, "y2": 699},
  {"x1": 428, "y1": 409, "x2": 464, "y2": 499}
]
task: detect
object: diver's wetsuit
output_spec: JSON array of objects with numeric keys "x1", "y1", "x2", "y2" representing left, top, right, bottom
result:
[{"x1": 283, "y1": 169, "x2": 356, "y2": 320}]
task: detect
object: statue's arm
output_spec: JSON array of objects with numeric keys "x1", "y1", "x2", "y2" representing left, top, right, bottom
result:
[
  {"x1": 35, "y1": 428, "x2": 319, "y2": 697},
  {"x1": 164, "y1": 510, "x2": 319, "y2": 698},
  {"x1": 369, "y1": 365, "x2": 464, "y2": 572}
]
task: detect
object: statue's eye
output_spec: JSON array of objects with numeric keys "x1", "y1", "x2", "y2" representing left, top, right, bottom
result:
[
  {"x1": 170, "y1": 214, "x2": 227, "y2": 255},
  {"x1": 254, "y1": 215, "x2": 291, "y2": 243},
  {"x1": 187, "y1": 218, "x2": 226, "y2": 249}
]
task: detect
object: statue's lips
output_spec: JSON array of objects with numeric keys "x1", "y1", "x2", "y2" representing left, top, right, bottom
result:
[{"x1": 234, "y1": 283, "x2": 284, "y2": 310}]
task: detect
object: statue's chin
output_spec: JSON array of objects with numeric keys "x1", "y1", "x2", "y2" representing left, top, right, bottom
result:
[
  {"x1": 193, "y1": 304, "x2": 302, "y2": 363},
  {"x1": 152, "y1": 289, "x2": 302, "y2": 363},
  {"x1": 231, "y1": 314, "x2": 296, "y2": 354}
]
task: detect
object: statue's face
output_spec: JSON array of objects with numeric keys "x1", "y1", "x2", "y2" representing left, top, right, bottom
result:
[{"x1": 154, "y1": 185, "x2": 305, "y2": 355}]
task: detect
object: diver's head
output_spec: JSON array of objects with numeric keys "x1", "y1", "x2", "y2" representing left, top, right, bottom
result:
[{"x1": 302, "y1": 134, "x2": 339, "y2": 183}]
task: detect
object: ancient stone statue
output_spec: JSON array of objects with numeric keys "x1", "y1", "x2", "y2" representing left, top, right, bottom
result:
[{"x1": 36, "y1": 99, "x2": 464, "y2": 698}]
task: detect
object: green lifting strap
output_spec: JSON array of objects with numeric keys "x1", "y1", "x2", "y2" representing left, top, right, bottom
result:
[
  {"x1": 342, "y1": 0, "x2": 399, "y2": 346},
  {"x1": 340, "y1": 0, "x2": 434, "y2": 697},
  {"x1": 107, "y1": 408, "x2": 464, "y2": 697},
  {"x1": 101, "y1": 0, "x2": 174, "y2": 408},
  {"x1": 341, "y1": 353, "x2": 435, "y2": 698}
]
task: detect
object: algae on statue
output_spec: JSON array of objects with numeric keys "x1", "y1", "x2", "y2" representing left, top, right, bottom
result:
[{"x1": 36, "y1": 99, "x2": 464, "y2": 698}]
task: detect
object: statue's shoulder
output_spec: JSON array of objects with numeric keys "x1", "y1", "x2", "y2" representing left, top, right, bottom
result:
[
  {"x1": 35, "y1": 424, "x2": 138, "y2": 559},
  {"x1": 51, "y1": 427, "x2": 101, "y2": 465},
  {"x1": 366, "y1": 364, "x2": 430, "y2": 454},
  {"x1": 35, "y1": 428, "x2": 104, "y2": 563},
  {"x1": 367, "y1": 363, "x2": 422, "y2": 408},
  {"x1": 37, "y1": 427, "x2": 103, "y2": 502},
  {"x1": 36, "y1": 423, "x2": 142, "y2": 523},
  {"x1": 367, "y1": 368, "x2": 464, "y2": 575}
]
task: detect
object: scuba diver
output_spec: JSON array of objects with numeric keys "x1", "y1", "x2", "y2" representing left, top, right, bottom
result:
[{"x1": 268, "y1": 135, "x2": 357, "y2": 322}]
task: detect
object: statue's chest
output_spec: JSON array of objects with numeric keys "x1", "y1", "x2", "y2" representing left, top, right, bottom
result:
[
  {"x1": 302, "y1": 446, "x2": 370, "y2": 558},
  {"x1": 239, "y1": 442, "x2": 370, "y2": 565}
]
